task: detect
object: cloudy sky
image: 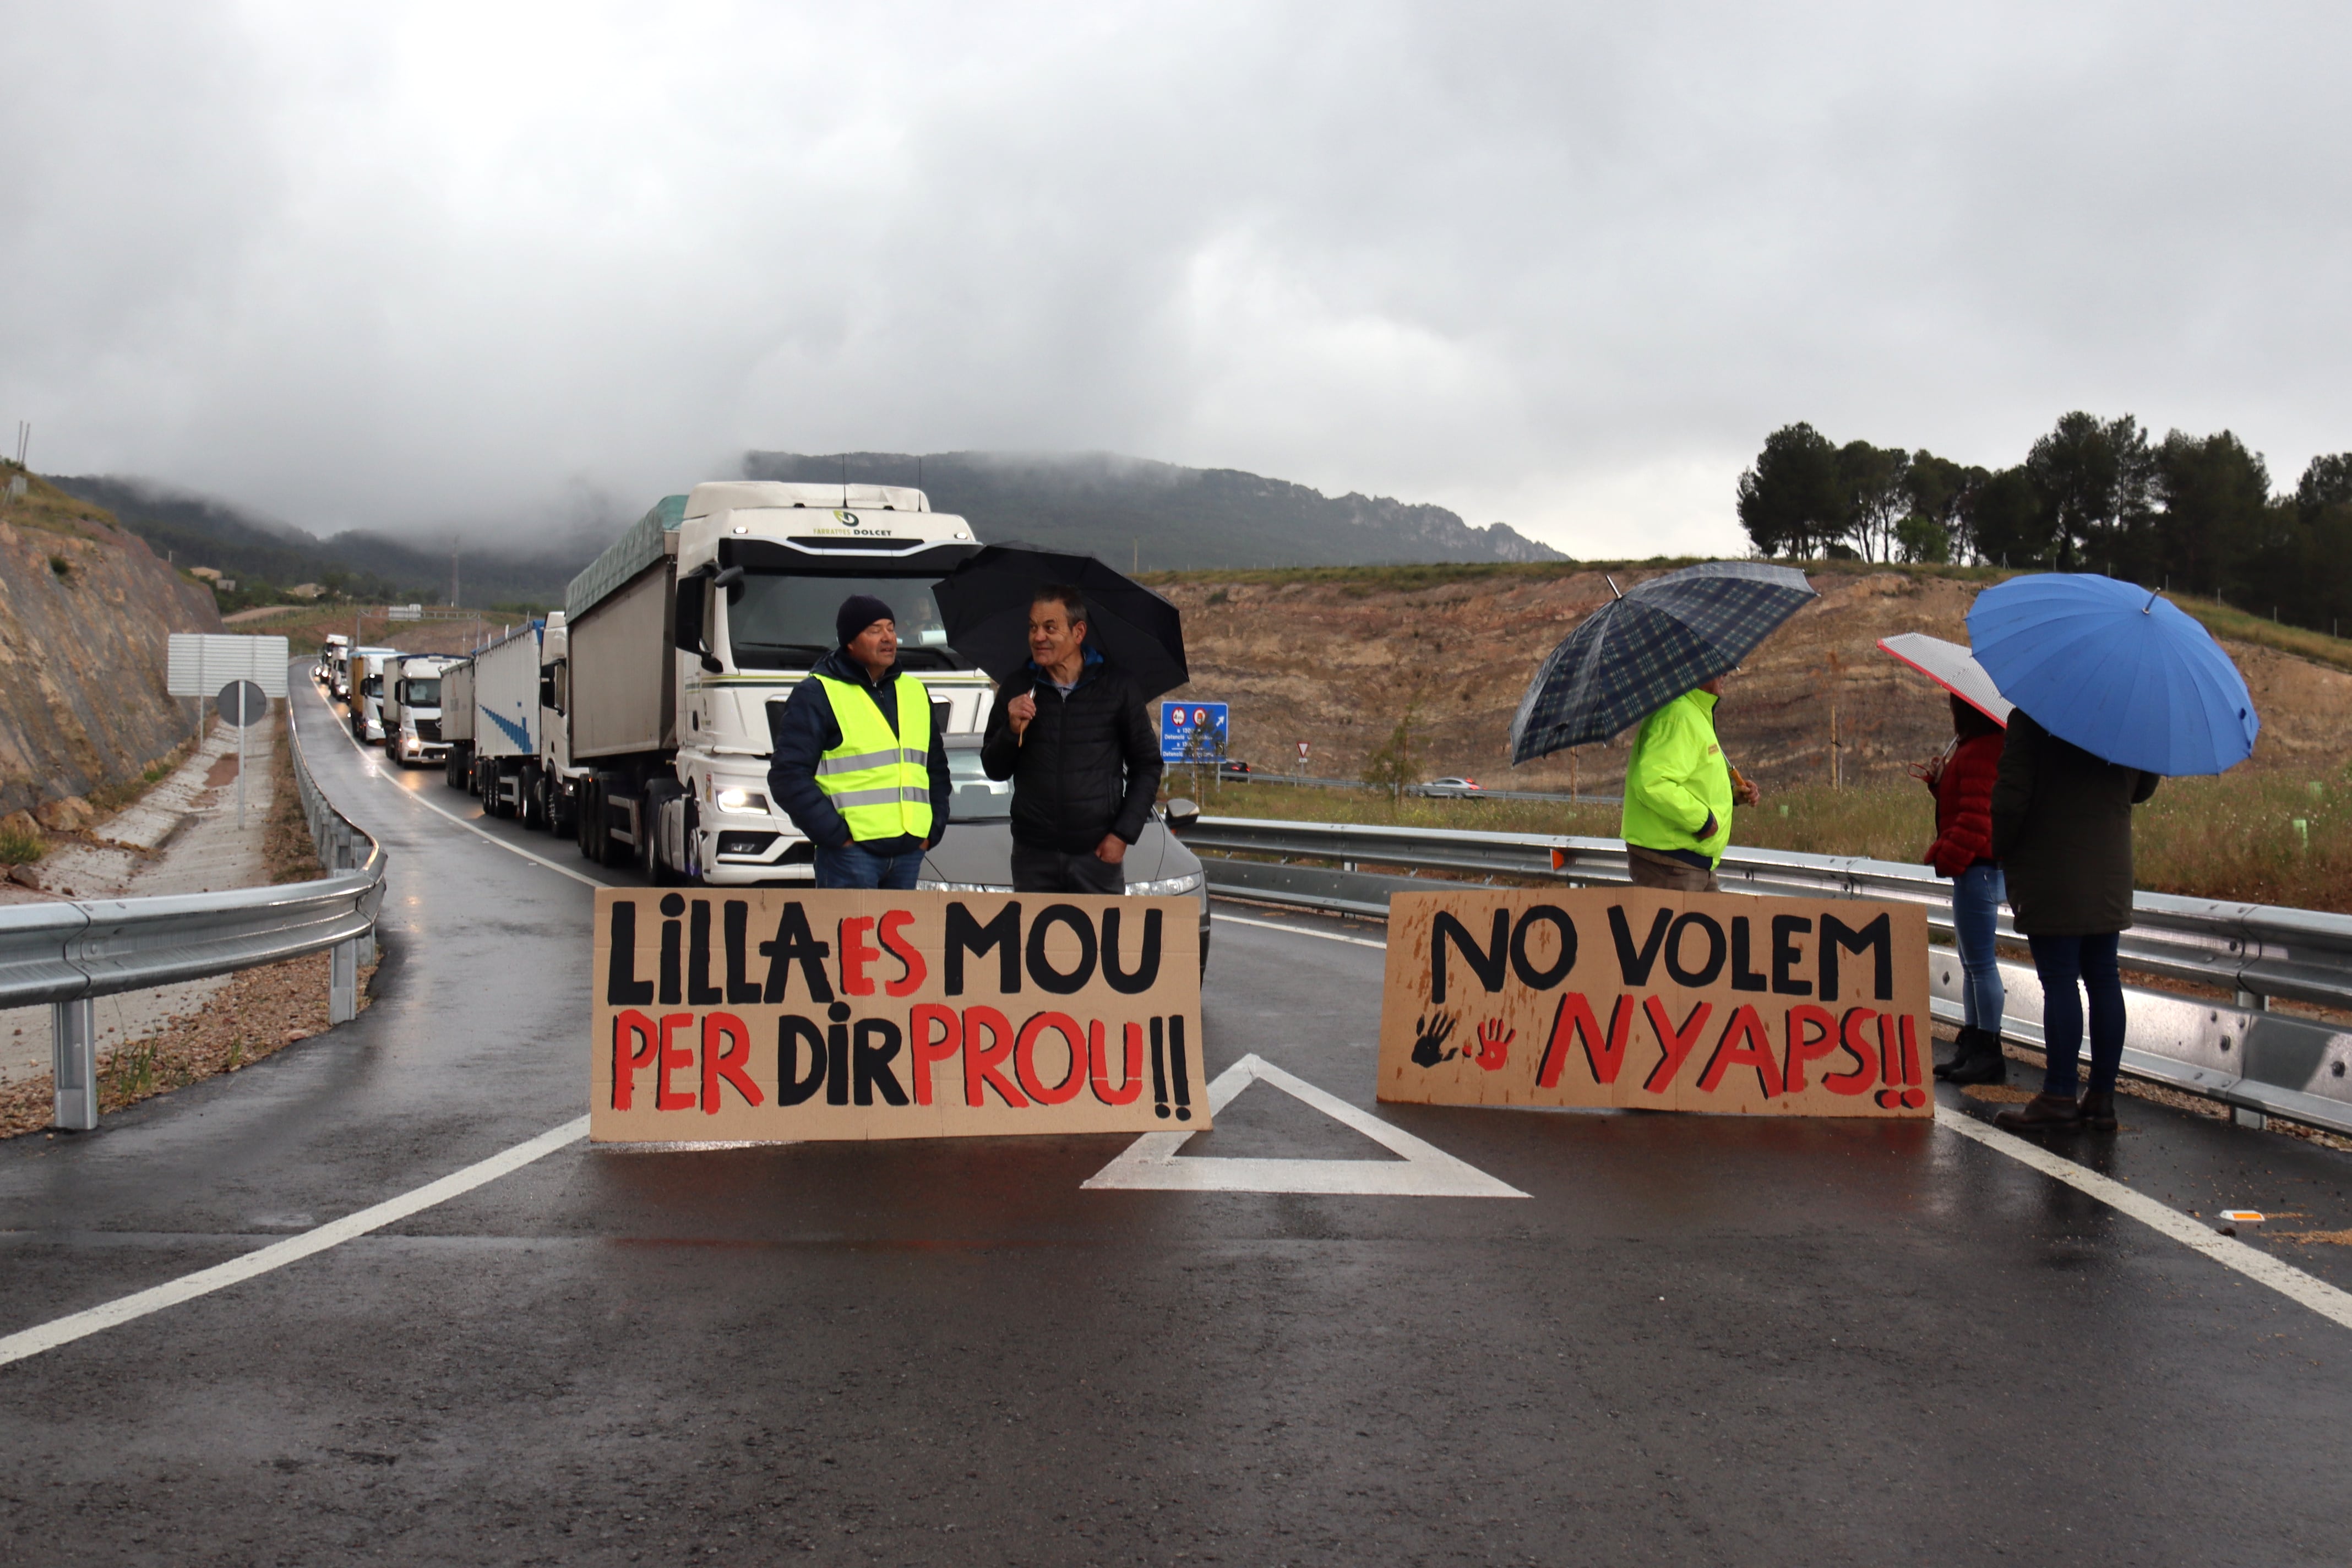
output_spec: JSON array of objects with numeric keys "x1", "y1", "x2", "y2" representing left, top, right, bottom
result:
[{"x1": 5, "y1": 2, "x2": 2349, "y2": 558}]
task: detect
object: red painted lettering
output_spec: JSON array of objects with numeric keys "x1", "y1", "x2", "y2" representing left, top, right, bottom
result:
[
  {"x1": 1695, "y1": 1004, "x2": 1784, "y2": 1098},
  {"x1": 1639, "y1": 995, "x2": 1713, "y2": 1095},
  {"x1": 838, "y1": 917, "x2": 880, "y2": 997},
  {"x1": 962, "y1": 1004, "x2": 1027, "y2": 1108},
  {"x1": 612, "y1": 1009, "x2": 657, "y2": 1110},
  {"x1": 908, "y1": 1003, "x2": 961, "y2": 1106},
  {"x1": 656, "y1": 1012, "x2": 696, "y2": 1111},
  {"x1": 1091, "y1": 1021, "x2": 1145, "y2": 1105},
  {"x1": 1820, "y1": 1008, "x2": 1879, "y2": 1095},
  {"x1": 1015, "y1": 1011, "x2": 1088, "y2": 1105},
  {"x1": 1781, "y1": 1004, "x2": 1840, "y2": 1095},
  {"x1": 1536, "y1": 993, "x2": 1634, "y2": 1087},
  {"x1": 878, "y1": 909, "x2": 927, "y2": 998},
  {"x1": 700, "y1": 1012, "x2": 762, "y2": 1113}
]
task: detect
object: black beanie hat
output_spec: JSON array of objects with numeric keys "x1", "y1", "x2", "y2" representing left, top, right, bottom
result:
[{"x1": 835, "y1": 594, "x2": 896, "y2": 649}]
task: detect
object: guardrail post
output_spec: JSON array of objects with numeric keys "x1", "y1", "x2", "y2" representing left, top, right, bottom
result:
[
  {"x1": 357, "y1": 919, "x2": 376, "y2": 968},
  {"x1": 329, "y1": 938, "x2": 358, "y2": 1023},
  {"x1": 52, "y1": 998, "x2": 97, "y2": 1132}
]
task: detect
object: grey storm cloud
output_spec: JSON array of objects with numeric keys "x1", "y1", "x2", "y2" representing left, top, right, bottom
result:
[{"x1": 3, "y1": 1, "x2": 2349, "y2": 558}]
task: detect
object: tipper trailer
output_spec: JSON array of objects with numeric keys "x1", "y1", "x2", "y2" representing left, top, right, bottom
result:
[
  {"x1": 544, "y1": 481, "x2": 993, "y2": 884},
  {"x1": 442, "y1": 620, "x2": 547, "y2": 820}
]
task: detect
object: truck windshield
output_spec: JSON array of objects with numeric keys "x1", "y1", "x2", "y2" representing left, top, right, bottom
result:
[
  {"x1": 404, "y1": 679, "x2": 441, "y2": 706},
  {"x1": 727, "y1": 574, "x2": 961, "y2": 669}
]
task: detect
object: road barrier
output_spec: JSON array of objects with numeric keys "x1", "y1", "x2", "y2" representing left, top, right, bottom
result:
[
  {"x1": 0, "y1": 691, "x2": 385, "y2": 1131},
  {"x1": 1184, "y1": 816, "x2": 2352, "y2": 1136},
  {"x1": 1178, "y1": 771, "x2": 1615, "y2": 804}
]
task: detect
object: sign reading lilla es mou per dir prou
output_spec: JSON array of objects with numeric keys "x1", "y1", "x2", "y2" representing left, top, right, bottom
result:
[{"x1": 590, "y1": 890, "x2": 1207, "y2": 1143}]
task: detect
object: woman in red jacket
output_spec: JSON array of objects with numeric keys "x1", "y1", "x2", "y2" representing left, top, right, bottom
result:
[{"x1": 1914, "y1": 695, "x2": 2007, "y2": 1085}]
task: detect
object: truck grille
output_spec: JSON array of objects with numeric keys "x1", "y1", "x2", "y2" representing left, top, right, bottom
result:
[{"x1": 415, "y1": 718, "x2": 442, "y2": 742}]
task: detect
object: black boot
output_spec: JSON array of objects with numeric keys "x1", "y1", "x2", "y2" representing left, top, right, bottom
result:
[
  {"x1": 1994, "y1": 1092, "x2": 2084, "y2": 1133},
  {"x1": 2077, "y1": 1087, "x2": 2118, "y2": 1131},
  {"x1": 1943, "y1": 1027, "x2": 2008, "y2": 1086}
]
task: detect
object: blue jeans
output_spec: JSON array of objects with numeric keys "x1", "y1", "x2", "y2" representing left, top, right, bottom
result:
[
  {"x1": 813, "y1": 841, "x2": 925, "y2": 890},
  {"x1": 1952, "y1": 863, "x2": 2006, "y2": 1031},
  {"x1": 2029, "y1": 933, "x2": 2125, "y2": 1098}
]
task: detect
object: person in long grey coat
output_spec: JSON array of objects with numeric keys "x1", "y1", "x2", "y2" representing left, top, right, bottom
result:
[{"x1": 1987, "y1": 709, "x2": 2161, "y2": 1131}]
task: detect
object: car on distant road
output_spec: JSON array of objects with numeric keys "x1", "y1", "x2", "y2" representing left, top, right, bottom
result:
[
  {"x1": 1419, "y1": 776, "x2": 1485, "y2": 798},
  {"x1": 1217, "y1": 760, "x2": 1255, "y2": 779}
]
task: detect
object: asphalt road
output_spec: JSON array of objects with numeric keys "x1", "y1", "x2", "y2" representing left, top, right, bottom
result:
[{"x1": 4, "y1": 676, "x2": 2352, "y2": 1565}]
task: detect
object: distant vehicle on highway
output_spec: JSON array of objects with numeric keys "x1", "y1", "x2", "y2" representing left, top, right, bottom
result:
[
  {"x1": 1217, "y1": 759, "x2": 1255, "y2": 778},
  {"x1": 1419, "y1": 776, "x2": 1485, "y2": 798}
]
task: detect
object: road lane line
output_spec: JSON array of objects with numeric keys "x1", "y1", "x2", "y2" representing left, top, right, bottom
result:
[
  {"x1": 0, "y1": 1115, "x2": 590, "y2": 1369},
  {"x1": 1936, "y1": 1104, "x2": 2352, "y2": 1331},
  {"x1": 1213, "y1": 911, "x2": 1387, "y2": 950},
  {"x1": 300, "y1": 684, "x2": 603, "y2": 889},
  {"x1": 1216, "y1": 908, "x2": 2352, "y2": 1327}
]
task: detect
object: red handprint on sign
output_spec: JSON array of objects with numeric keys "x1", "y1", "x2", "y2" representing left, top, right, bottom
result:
[{"x1": 1470, "y1": 1019, "x2": 1513, "y2": 1072}]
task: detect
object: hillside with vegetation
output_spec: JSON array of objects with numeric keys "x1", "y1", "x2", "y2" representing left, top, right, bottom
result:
[{"x1": 0, "y1": 464, "x2": 223, "y2": 820}]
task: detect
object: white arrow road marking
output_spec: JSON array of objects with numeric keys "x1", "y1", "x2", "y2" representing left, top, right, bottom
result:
[{"x1": 1083, "y1": 1053, "x2": 1527, "y2": 1197}]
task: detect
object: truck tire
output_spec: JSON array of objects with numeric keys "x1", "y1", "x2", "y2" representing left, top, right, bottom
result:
[
  {"x1": 640, "y1": 780, "x2": 683, "y2": 885},
  {"x1": 444, "y1": 745, "x2": 470, "y2": 791},
  {"x1": 520, "y1": 765, "x2": 546, "y2": 830},
  {"x1": 576, "y1": 776, "x2": 602, "y2": 862}
]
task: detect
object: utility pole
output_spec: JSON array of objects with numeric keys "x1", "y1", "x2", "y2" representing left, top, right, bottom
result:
[{"x1": 451, "y1": 536, "x2": 461, "y2": 609}]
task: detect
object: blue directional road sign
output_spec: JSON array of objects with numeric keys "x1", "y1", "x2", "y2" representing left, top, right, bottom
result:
[{"x1": 1159, "y1": 701, "x2": 1229, "y2": 764}]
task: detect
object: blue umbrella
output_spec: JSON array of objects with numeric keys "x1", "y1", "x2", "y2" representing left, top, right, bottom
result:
[
  {"x1": 1966, "y1": 574, "x2": 2258, "y2": 775},
  {"x1": 1510, "y1": 561, "x2": 1816, "y2": 763}
]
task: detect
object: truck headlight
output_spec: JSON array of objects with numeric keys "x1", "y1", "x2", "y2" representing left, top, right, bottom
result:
[
  {"x1": 715, "y1": 788, "x2": 769, "y2": 813},
  {"x1": 1125, "y1": 872, "x2": 1205, "y2": 896}
]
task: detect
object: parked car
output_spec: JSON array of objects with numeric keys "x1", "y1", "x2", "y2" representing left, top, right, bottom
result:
[
  {"x1": 917, "y1": 741, "x2": 1213, "y2": 973},
  {"x1": 1420, "y1": 776, "x2": 1485, "y2": 798}
]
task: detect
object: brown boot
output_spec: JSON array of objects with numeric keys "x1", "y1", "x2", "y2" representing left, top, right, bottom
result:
[
  {"x1": 1994, "y1": 1093, "x2": 2084, "y2": 1133},
  {"x1": 2077, "y1": 1088, "x2": 2118, "y2": 1131}
]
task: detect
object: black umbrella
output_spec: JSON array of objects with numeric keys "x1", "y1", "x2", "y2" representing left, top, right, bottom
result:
[
  {"x1": 934, "y1": 545, "x2": 1190, "y2": 700},
  {"x1": 1509, "y1": 561, "x2": 1816, "y2": 764}
]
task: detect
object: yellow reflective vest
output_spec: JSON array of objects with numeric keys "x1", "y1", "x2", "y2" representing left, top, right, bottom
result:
[{"x1": 812, "y1": 672, "x2": 935, "y2": 843}]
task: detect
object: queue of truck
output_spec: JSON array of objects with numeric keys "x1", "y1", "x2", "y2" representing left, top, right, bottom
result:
[{"x1": 308, "y1": 479, "x2": 1210, "y2": 956}]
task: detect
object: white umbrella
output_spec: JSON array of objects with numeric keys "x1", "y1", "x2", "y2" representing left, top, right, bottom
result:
[{"x1": 1876, "y1": 633, "x2": 2013, "y2": 726}]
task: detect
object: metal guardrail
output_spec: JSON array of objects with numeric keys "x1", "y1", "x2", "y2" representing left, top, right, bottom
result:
[
  {"x1": 1185, "y1": 815, "x2": 2352, "y2": 1136},
  {"x1": 1174, "y1": 771, "x2": 1614, "y2": 804},
  {"x1": 1, "y1": 692, "x2": 386, "y2": 1131}
]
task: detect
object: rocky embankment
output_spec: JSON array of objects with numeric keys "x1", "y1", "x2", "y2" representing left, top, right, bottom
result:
[
  {"x1": 1153, "y1": 565, "x2": 2352, "y2": 792},
  {"x1": 0, "y1": 470, "x2": 222, "y2": 821}
]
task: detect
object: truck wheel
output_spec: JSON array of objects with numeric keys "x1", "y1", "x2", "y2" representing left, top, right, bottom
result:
[
  {"x1": 520, "y1": 766, "x2": 546, "y2": 830},
  {"x1": 444, "y1": 747, "x2": 467, "y2": 791},
  {"x1": 576, "y1": 777, "x2": 602, "y2": 861},
  {"x1": 640, "y1": 781, "x2": 683, "y2": 885}
]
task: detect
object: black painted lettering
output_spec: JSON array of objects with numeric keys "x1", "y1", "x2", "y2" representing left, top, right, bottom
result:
[
  {"x1": 1664, "y1": 912, "x2": 1727, "y2": 988},
  {"x1": 759, "y1": 901, "x2": 836, "y2": 1004},
  {"x1": 1509, "y1": 906, "x2": 1578, "y2": 990},
  {"x1": 658, "y1": 891, "x2": 685, "y2": 1006},
  {"x1": 1432, "y1": 910, "x2": 1509, "y2": 1004},
  {"x1": 1729, "y1": 917, "x2": 1767, "y2": 992},
  {"x1": 606, "y1": 900, "x2": 654, "y2": 1006},
  {"x1": 1771, "y1": 915, "x2": 1813, "y2": 996},
  {"x1": 945, "y1": 901, "x2": 1021, "y2": 996},
  {"x1": 1820, "y1": 912, "x2": 1894, "y2": 1002},
  {"x1": 1608, "y1": 906, "x2": 1673, "y2": 987},
  {"x1": 1026, "y1": 903, "x2": 1098, "y2": 995},
  {"x1": 686, "y1": 900, "x2": 723, "y2": 1006},
  {"x1": 1101, "y1": 907, "x2": 1163, "y2": 995},
  {"x1": 721, "y1": 901, "x2": 763, "y2": 1005},
  {"x1": 776, "y1": 1015, "x2": 826, "y2": 1106},
  {"x1": 853, "y1": 1018, "x2": 908, "y2": 1107}
]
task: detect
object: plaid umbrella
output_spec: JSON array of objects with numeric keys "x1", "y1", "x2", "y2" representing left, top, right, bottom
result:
[{"x1": 1509, "y1": 561, "x2": 1817, "y2": 764}]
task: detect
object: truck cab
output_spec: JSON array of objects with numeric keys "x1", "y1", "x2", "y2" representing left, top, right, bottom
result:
[
  {"x1": 384, "y1": 655, "x2": 455, "y2": 766},
  {"x1": 554, "y1": 481, "x2": 992, "y2": 884},
  {"x1": 350, "y1": 647, "x2": 399, "y2": 741}
]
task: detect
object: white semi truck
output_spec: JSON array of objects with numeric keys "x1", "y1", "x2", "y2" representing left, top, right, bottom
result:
[
  {"x1": 442, "y1": 620, "x2": 546, "y2": 819},
  {"x1": 380, "y1": 654, "x2": 455, "y2": 767},
  {"x1": 539, "y1": 481, "x2": 993, "y2": 884}
]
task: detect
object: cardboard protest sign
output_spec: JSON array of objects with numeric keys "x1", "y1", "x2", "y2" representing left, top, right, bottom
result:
[
  {"x1": 591, "y1": 890, "x2": 1206, "y2": 1143},
  {"x1": 1377, "y1": 887, "x2": 1930, "y2": 1118}
]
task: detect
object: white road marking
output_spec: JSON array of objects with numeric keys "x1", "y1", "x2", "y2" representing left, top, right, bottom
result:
[
  {"x1": 1083, "y1": 1053, "x2": 1526, "y2": 1197},
  {"x1": 1935, "y1": 1104, "x2": 2352, "y2": 1331},
  {"x1": 303, "y1": 687, "x2": 602, "y2": 889},
  {"x1": 1212, "y1": 911, "x2": 1387, "y2": 950},
  {"x1": 0, "y1": 1116, "x2": 590, "y2": 1369},
  {"x1": 1224, "y1": 906, "x2": 2352, "y2": 1327}
]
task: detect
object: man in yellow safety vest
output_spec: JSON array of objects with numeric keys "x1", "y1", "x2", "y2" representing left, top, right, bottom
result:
[{"x1": 766, "y1": 594, "x2": 952, "y2": 889}]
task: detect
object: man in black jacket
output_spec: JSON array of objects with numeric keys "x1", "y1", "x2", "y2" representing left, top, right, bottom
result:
[
  {"x1": 767, "y1": 594, "x2": 952, "y2": 890},
  {"x1": 979, "y1": 585, "x2": 1161, "y2": 894}
]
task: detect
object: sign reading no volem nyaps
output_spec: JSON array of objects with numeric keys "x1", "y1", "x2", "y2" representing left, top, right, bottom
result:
[{"x1": 1378, "y1": 887, "x2": 1931, "y2": 1118}]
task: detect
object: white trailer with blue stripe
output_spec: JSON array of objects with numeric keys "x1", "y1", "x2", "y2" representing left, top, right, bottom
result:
[{"x1": 441, "y1": 619, "x2": 547, "y2": 821}]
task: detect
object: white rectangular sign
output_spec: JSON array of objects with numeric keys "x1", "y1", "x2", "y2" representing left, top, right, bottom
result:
[{"x1": 166, "y1": 634, "x2": 291, "y2": 699}]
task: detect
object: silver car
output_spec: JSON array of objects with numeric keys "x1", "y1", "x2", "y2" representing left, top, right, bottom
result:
[{"x1": 918, "y1": 741, "x2": 1213, "y2": 973}]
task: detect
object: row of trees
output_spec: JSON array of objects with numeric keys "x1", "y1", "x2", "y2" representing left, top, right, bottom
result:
[{"x1": 1736, "y1": 415, "x2": 2352, "y2": 633}]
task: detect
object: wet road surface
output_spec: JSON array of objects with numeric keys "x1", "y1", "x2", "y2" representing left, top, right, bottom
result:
[{"x1": 5, "y1": 676, "x2": 2352, "y2": 1564}]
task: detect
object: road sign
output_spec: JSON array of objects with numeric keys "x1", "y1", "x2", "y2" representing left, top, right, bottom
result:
[
  {"x1": 167, "y1": 633, "x2": 290, "y2": 699},
  {"x1": 386, "y1": 604, "x2": 424, "y2": 622},
  {"x1": 215, "y1": 680, "x2": 267, "y2": 726},
  {"x1": 1159, "y1": 701, "x2": 1229, "y2": 764},
  {"x1": 1297, "y1": 741, "x2": 1309, "y2": 759}
]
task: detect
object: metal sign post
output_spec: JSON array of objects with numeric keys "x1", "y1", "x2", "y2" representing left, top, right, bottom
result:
[{"x1": 217, "y1": 680, "x2": 267, "y2": 830}]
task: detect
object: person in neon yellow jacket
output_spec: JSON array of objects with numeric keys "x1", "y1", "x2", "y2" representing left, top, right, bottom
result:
[{"x1": 1619, "y1": 677, "x2": 1761, "y2": 892}]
